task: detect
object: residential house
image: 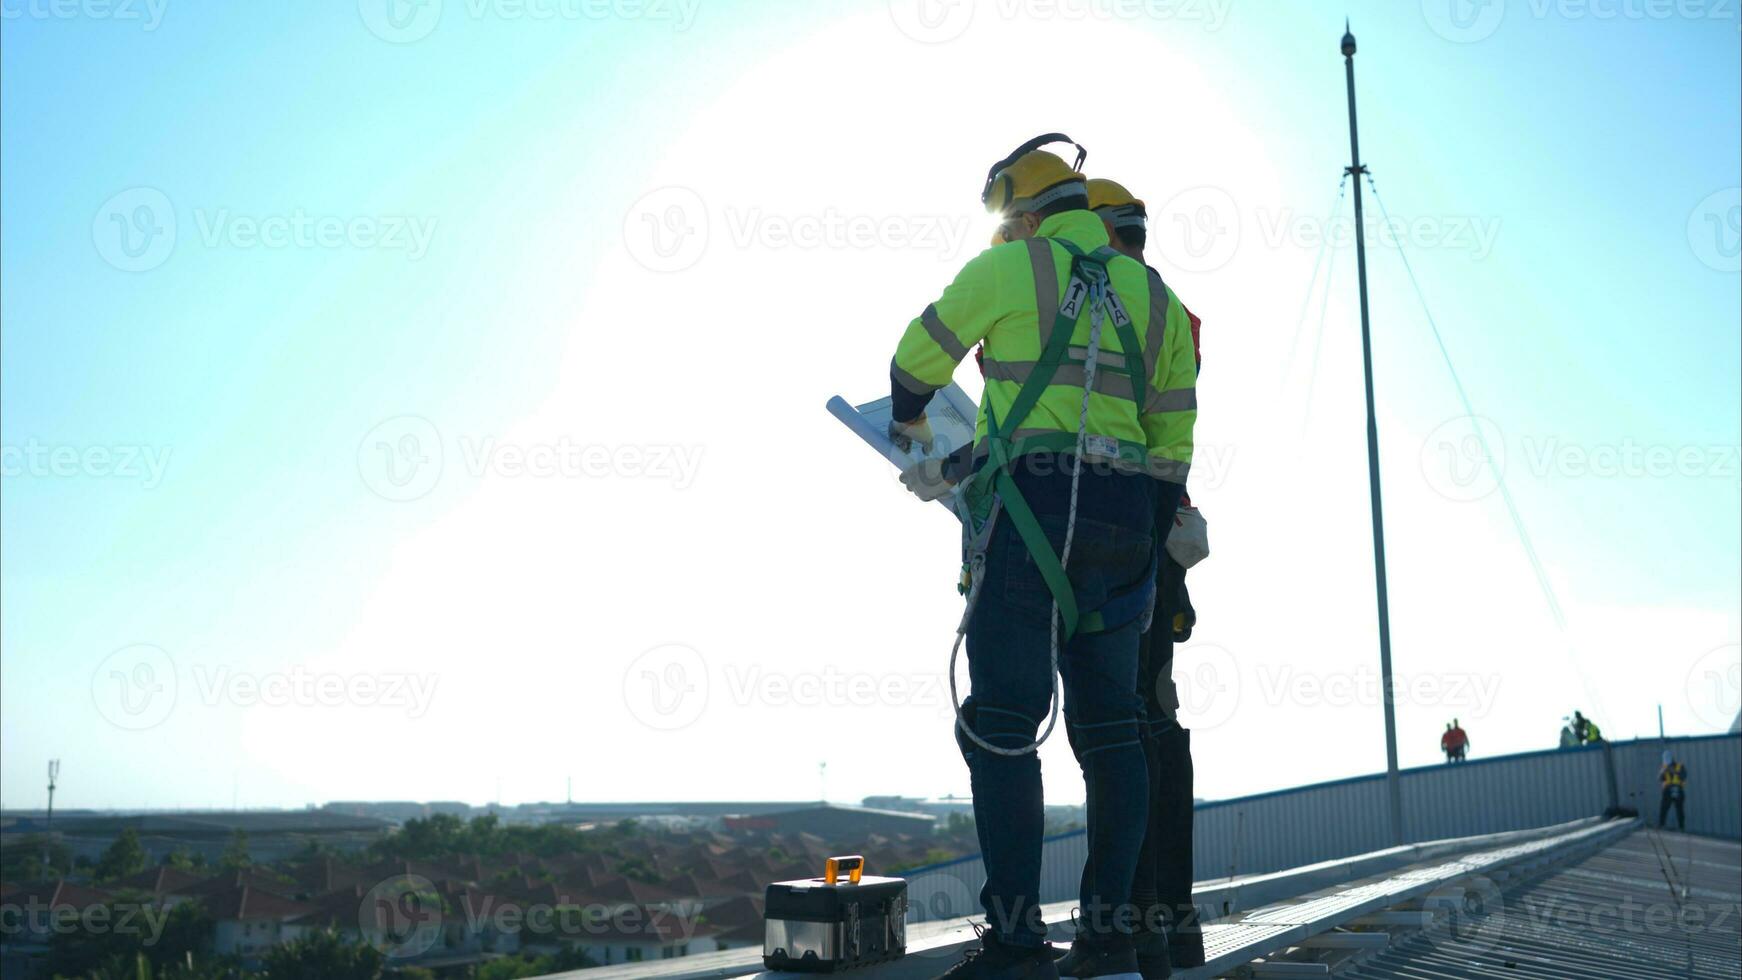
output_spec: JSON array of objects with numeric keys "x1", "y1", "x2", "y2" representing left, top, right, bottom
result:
[{"x1": 198, "y1": 884, "x2": 319, "y2": 960}]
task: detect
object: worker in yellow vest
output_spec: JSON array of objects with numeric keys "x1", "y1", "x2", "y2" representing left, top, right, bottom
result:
[
  {"x1": 1051, "y1": 178, "x2": 1204, "y2": 979},
  {"x1": 888, "y1": 134, "x2": 1197, "y2": 980},
  {"x1": 1658, "y1": 750, "x2": 1688, "y2": 831}
]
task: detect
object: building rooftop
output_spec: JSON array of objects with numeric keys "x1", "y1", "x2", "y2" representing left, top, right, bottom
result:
[
  {"x1": 534, "y1": 818, "x2": 1740, "y2": 979},
  {"x1": 1345, "y1": 829, "x2": 1741, "y2": 978}
]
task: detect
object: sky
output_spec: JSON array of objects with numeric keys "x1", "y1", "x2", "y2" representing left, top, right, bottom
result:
[{"x1": 1, "y1": 0, "x2": 1738, "y2": 815}]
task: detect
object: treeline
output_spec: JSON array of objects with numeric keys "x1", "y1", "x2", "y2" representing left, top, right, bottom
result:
[
  {"x1": 362, "y1": 813, "x2": 639, "y2": 864},
  {"x1": 4, "y1": 829, "x2": 257, "y2": 885}
]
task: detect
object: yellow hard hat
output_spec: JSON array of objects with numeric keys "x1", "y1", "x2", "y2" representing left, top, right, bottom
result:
[
  {"x1": 1087, "y1": 178, "x2": 1144, "y2": 211},
  {"x1": 1087, "y1": 177, "x2": 1147, "y2": 232},
  {"x1": 982, "y1": 133, "x2": 1087, "y2": 216}
]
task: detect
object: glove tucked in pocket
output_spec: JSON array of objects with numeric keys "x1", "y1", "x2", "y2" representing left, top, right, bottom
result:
[{"x1": 1165, "y1": 505, "x2": 1209, "y2": 568}]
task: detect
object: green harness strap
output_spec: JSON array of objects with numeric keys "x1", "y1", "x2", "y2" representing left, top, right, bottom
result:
[{"x1": 971, "y1": 240, "x2": 1148, "y2": 640}]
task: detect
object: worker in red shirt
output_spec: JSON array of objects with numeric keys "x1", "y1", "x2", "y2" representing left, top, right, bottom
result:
[{"x1": 1441, "y1": 720, "x2": 1469, "y2": 763}]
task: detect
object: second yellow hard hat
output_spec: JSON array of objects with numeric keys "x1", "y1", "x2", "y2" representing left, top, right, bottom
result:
[{"x1": 1087, "y1": 177, "x2": 1147, "y2": 231}]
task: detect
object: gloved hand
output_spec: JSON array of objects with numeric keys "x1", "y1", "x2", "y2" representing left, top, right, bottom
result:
[
  {"x1": 888, "y1": 415, "x2": 935, "y2": 455},
  {"x1": 899, "y1": 457, "x2": 956, "y2": 502}
]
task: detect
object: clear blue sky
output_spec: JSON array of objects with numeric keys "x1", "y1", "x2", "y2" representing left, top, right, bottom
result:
[{"x1": 2, "y1": 0, "x2": 1738, "y2": 811}]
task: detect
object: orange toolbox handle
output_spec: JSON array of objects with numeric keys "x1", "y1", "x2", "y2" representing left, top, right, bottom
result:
[{"x1": 824, "y1": 854, "x2": 864, "y2": 885}]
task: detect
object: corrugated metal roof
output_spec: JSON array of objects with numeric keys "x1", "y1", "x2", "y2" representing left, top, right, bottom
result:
[
  {"x1": 902, "y1": 734, "x2": 1741, "y2": 922},
  {"x1": 1345, "y1": 830, "x2": 1742, "y2": 978}
]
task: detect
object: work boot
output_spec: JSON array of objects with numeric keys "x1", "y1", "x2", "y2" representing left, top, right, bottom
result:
[
  {"x1": 936, "y1": 926, "x2": 1059, "y2": 980},
  {"x1": 1131, "y1": 925, "x2": 1172, "y2": 980},
  {"x1": 1049, "y1": 912, "x2": 1093, "y2": 973},
  {"x1": 1054, "y1": 932, "x2": 1142, "y2": 980},
  {"x1": 1165, "y1": 908, "x2": 1203, "y2": 969}
]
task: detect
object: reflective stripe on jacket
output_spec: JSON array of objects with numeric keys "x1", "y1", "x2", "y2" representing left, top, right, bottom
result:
[{"x1": 891, "y1": 209, "x2": 1196, "y2": 482}]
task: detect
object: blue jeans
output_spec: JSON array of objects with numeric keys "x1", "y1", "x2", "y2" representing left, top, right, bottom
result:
[{"x1": 958, "y1": 466, "x2": 1156, "y2": 947}]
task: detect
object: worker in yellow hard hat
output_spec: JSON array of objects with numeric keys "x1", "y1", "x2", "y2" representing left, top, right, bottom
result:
[
  {"x1": 1086, "y1": 178, "x2": 1146, "y2": 252},
  {"x1": 1046, "y1": 177, "x2": 1206, "y2": 980},
  {"x1": 1658, "y1": 749, "x2": 1688, "y2": 831},
  {"x1": 886, "y1": 135, "x2": 1198, "y2": 980},
  {"x1": 1087, "y1": 177, "x2": 1202, "y2": 370}
]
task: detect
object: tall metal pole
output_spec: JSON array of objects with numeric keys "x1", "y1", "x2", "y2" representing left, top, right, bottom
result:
[{"x1": 1342, "y1": 22, "x2": 1404, "y2": 846}]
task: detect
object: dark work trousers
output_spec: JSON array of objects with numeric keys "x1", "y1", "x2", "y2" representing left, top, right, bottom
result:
[
  {"x1": 960, "y1": 464, "x2": 1157, "y2": 946},
  {"x1": 1133, "y1": 557, "x2": 1202, "y2": 965},
  {"x1": 1659, "y1": 787, "x2": 1686, "y2": 830},
  {"x1": 1070, "y1": 480, "x2": 1190, "y2": 952}
]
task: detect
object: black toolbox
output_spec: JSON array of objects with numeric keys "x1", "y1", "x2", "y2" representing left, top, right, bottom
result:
[{"x1": 763, "y1": 856, "x2": 907, "y2": 972}]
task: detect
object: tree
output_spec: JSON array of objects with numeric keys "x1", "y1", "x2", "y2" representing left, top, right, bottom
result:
[
  {"x1": 258, "y1": 929, "x2": 384, "y2": 980},
  {"x1": 367, "y1": 813, "x2": 598, "y2": 864},
  {"x1": 96, "y1": 829, "x2": 150, "y2": 881},
  {"x1": 473, "y1": 947, "x2": 597, "y2": 980},
  {"x1": 45, "y1": 898, "x2": 213, "y2": 979},
  {"x1": 2, "y1": 833, "x2": 73, "y2": 881},
  {"x1": 67, "y1": 950, "x2": 243, "y2": 980},
  {"x1": 218, "y1": 829, "x2": 251, "y2": 871},
  {"x1": 73, "y1": 951, "x2": 155, "y2": 980},
  {"x1": 159, "y1": 955, "x2": 246, "y2": 980},
  {"x1": 154, "y1": 901, "x2": 218, "y2": 966},
  {"x1": 163, "y1": 848, "x2": 207, "y2": 872},
  {"x1": 475, "y1": 955, "x2": 556, "y2": 980},
  {"x1": 291, "y1": 838, "x2": 332, "y2": 863}
]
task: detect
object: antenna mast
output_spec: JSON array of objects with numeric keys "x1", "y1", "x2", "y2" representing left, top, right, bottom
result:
[
  {"x1": 43, "y1": 759, "x2": 62, "y2": 871},
  {"x1": 1342, "y1": 21, "x2": 1404, "y2": 847}
]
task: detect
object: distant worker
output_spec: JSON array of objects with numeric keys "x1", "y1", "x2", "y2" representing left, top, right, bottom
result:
[
  {"x1": 1440, "y1": 719, "x2": 1469, "y2": 763},
  {"x1": 887, "y1": 135, "x2": 1198, "y2": 980},
  {"x1": 1572, "y1": 710, "x2": 1603, "y2": 745},
  {"x1": 1055, "y1": 177, "x2": 1205, "y2": 980},
  {"x1": 1658, "y1": 750, "x2": 1688, "y2": 831}
]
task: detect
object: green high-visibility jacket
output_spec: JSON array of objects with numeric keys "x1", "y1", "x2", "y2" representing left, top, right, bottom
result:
[{"x1": 891, "y1": 209, "x2": 1196, "y2": 484}]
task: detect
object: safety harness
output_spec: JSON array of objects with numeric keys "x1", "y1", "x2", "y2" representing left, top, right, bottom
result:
[{"x1": 949, "y1": 238, "x2": 1159, "y2": 757}]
